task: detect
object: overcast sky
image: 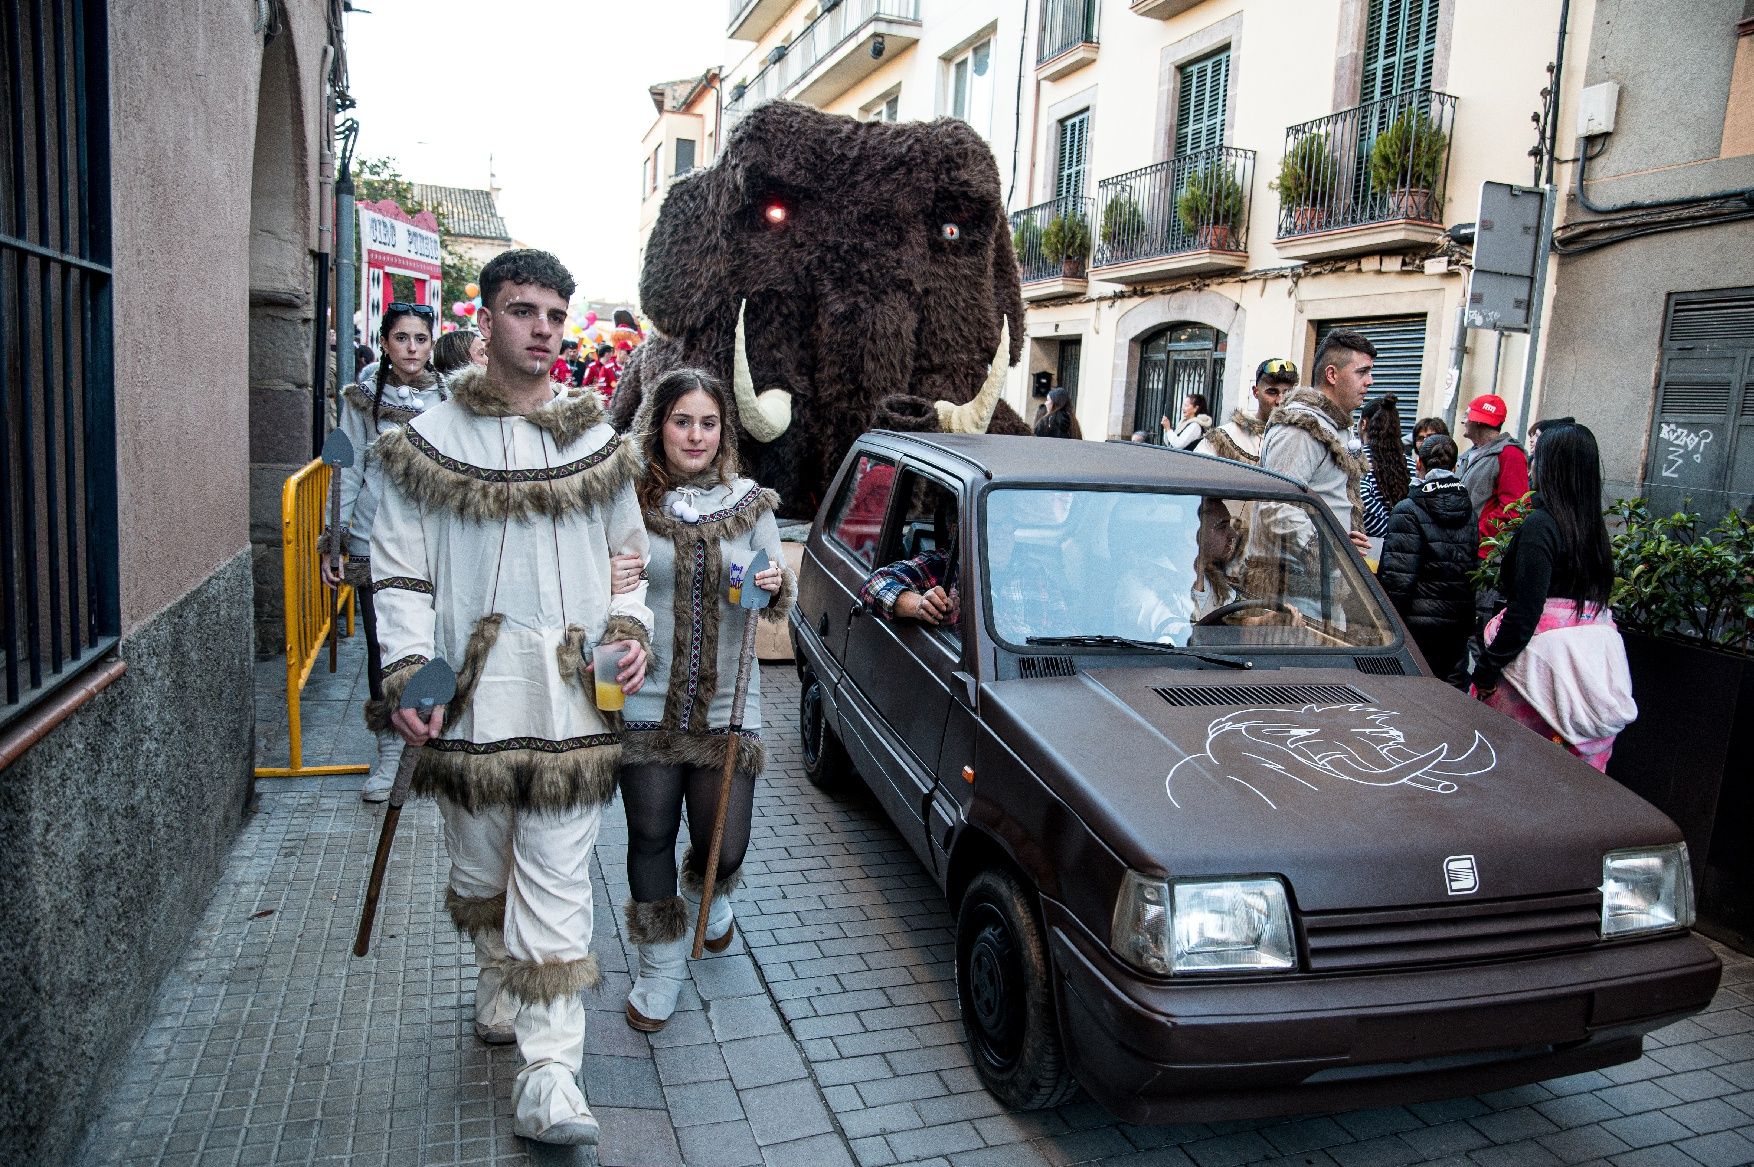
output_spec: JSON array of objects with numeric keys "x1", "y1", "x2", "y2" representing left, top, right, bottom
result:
[{"x1": 344, "y1": 0, "x2": 729, "y2": 303}]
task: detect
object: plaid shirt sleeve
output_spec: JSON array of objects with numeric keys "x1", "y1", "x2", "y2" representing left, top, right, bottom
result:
[{"x1": 860, "y1": 550, "x2": 950, "y2": 618}]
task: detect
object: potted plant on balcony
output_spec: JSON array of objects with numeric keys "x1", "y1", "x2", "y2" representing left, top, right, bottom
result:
[
  {"x1": 1012, "y1": 219, "x2": 1044, "y2": 275},
  {"x1": 1100, "y1": 193, "x2": 1147, "y2": 261},
  {"x1": 1271, "y1": 133, "x2": 1337, "y2": 234},
  {"x1": 1176, "y1": 160, "x2": 1245, "y2": 251},
  {"x1": 1041, "y1": 211, "x2": 1091, "y2": 279},
  {"x1": 1368, "y1": 109, "x2": 1449, "y2": 221}
]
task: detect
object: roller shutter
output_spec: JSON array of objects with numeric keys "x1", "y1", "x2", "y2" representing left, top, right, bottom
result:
[
  {"x1": 1643, "y1": 289, "x2": 1754, "y2": 521},
  {"x1": 1315, "y1": 314, "x2": 1426, "y2": 442}
]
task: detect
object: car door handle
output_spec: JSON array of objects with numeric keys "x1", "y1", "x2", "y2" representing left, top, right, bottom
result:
[{"x1": 848, "y1": 602, "x2": 864, "y2": 622}]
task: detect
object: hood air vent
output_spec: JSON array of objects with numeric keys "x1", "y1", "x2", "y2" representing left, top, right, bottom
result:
[
  {"x1": 1019, "y1": 655, "x2": 1077, "y2": 678},
  {"x1": 1354, "y1": 655, "x2": 1406, "y2": 675},
  {"x1": 1153, "y1": 683, "x2": 1371, "y2": 708}
]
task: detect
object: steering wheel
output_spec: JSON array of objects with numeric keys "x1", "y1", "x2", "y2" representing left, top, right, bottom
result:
[{"x1": 1194, "y1": 598, "x2": 1298, "y2": 626}]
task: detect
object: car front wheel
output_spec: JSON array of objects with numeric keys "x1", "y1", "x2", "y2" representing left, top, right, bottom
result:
[
  {"x1": 799, "y1": 671, "x2": 849, "y2": 791},
  {"x1": 956, "y1": 867, "x2": 1078, "y2": 1110}
]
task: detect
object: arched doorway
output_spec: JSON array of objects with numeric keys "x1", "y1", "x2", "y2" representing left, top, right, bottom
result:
[{"x1": 1135, "y1": 323, "x2": 1226, "y2": 441}]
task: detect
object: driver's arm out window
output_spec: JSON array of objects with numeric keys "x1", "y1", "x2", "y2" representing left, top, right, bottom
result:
[{"x1": 827, "y1": 454, "x2": 897, "y2": 567}]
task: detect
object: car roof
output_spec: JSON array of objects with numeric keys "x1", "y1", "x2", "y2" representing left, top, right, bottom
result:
[{"x1": 858, "y1": 431, "x2": 1311, "y2": 497}]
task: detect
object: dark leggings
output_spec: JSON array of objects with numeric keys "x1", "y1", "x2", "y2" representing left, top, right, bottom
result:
[
  {"x1": 622, "y1": 760, "x2": 755, "y2": 904},
  {"x1": 357, "y1": 581, "x2": 385, "y2": 702}
]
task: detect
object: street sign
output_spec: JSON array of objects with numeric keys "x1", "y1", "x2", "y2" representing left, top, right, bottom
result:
[{"x1": 1465, "y1": 182, "x2": 1545, "y2": 332}]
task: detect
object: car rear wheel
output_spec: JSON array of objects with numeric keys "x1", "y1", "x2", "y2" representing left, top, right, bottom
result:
[
  {"x1": 956, "y1": 868, "x2": 1077, "y2": 1110},
  {"x1": 799, "y1": 672, "x2": 849, "y2": 791}
]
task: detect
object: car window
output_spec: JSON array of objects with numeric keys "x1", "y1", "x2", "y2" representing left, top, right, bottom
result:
[
  {"x1": 873, "y1": 472, "x2": 961, "y2": 647},
  {"x1": 826, "y1": 453, "x2": 896, "y2": 568},
  {"x1": 982, "y1": 487, "x2": 1396, "y2": 650}
]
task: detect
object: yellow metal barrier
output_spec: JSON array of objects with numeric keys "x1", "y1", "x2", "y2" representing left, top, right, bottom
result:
[{"x1": 256, "y1": 457, "x2": 368, "y2": 778}]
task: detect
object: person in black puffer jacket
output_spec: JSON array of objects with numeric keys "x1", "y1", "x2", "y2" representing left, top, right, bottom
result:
[{"x1": 1378, "y1": 434, "x2": 1476, "y2": 682}]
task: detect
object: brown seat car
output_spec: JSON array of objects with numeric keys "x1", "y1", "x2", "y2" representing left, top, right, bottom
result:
[{"x1": 788, "y1": 431, "x2": 1721, "y2": 1123}]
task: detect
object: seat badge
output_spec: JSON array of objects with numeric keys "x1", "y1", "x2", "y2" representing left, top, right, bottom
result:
[{"x1": 1444, "y1": 854, "x2": 1480, "y2": 896}]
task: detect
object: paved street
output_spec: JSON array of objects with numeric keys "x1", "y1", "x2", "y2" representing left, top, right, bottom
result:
[{"x1": 77, "y1": 628, "x2": 1754, "y2": 1167}]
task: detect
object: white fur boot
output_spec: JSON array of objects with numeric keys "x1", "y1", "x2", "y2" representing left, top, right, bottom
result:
[
  {"x1": 624, "y1": 896, "x2": 689, "y2": 1032},
  {"x1": 511, "y1": 995, "x2": 596, "y2": 1146},
  {"x1": 361, "y1": 729, "x2": 402, "y2": 802},
  {"x1": 681, "y1": 864, "x2": 739, "y2": 954}
]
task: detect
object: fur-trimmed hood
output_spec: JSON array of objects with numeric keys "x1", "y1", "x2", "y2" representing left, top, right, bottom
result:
[
  {"x1": 1228, "y1": 408, "x2": 1266, "y2": 437},
  {"x1": 449, "y1": 363, "x2": 606, "y2": 449}
]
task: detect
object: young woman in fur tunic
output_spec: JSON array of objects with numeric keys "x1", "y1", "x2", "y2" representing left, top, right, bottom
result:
[
  {"x1": 612, "y1": 367, "x2": 795, "y2": 1033},
  {"x1": 321, "y1": 303, "x2": 448, "y2": 802}
]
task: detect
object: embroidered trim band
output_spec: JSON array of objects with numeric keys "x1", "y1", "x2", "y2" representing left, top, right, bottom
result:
[
  {"x1": 382, "y1": 654, "x2": 429, "y2": 677},
  {"x1": 425, "y1": 733, "x2": 620, "y2": 755},
  {"x1": 371, "y1": 576, "x2": 434, "y2": 595},
  {"x1": 405, "y1": 427, "x2": 622, "y2": 484}
]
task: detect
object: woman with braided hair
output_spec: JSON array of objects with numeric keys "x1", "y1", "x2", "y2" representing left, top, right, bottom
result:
[
  {"x1": 607, "y1": 366, "x2": 795, "y2": 1034},
  {"x1": 322, "y1": 302, "x2": 448, "y2": 801}
]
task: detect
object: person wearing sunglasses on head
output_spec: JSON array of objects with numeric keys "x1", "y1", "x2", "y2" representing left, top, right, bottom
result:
[
  {"x1": 322, "y1": 301, "x2": 450, "y2": 802},
  {"x1": 1198, "y1": 357, "x2": 1298, "y2": 466}
]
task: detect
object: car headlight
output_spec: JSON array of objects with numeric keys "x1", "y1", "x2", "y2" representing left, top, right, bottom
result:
[
  {"x1": 1112, "y1": 872, "x2": 1296, "y2": 975},
  {"x1": 1601, "y1": 844, "x2": 1693, "y2": 938}
]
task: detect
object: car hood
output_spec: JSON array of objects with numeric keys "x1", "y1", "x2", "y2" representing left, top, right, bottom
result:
[{"x1": 980, "y1": 665, "x2": 1681, "y2": 911}]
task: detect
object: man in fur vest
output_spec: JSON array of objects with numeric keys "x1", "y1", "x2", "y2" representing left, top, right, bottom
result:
[
  {"x1": 1198, "y1": 357, "x2": 1299, "y2": 465},
  {"x1": 1257, "y1": 330, "x2": 1376, "y2": 554},
  {"x1": 370, "y1": 249, "x2": 652, "y2": 1147}
]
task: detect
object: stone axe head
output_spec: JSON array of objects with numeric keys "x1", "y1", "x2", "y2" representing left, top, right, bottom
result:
[
  {"x1": 321, "y1": 429, "x2": 355, "y2": 468},
  {"x1": 400, "y1": 658, "x2": 457, "y2": 717},
  {"x1": 737, "y1": 549, "x2": 774, "y2": 611}
]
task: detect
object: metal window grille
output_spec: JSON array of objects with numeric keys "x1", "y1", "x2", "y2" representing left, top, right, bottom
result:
[
  {"x1": 1038, "y1": 0, "x2": 1098, "y2": 65},
  {"x1": 1057, "y1": 339, "x2": 1082, "y2": 403},
  {"x1": 1174, "y1": 48, "x2": 1230, "y2": 157},
  {"x1": 1, "y1": 0, "x2": 119, "y2": 732},
  {"x1": 1135, "y1": 324, "x2": 1226, "y2": 441}
]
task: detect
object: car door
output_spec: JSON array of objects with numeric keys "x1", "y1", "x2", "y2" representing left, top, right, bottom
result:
[{"x1": 840, "y1": 465, "x2": 962, "y2": 855}]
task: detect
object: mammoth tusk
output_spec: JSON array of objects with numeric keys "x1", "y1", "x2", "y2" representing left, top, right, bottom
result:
[
  {"x1": 733, "y1": 299, "x2": 792, "y2": 443},
  {"x1": 934, "y1": 318, "x2": 1010, "y2": 435}
]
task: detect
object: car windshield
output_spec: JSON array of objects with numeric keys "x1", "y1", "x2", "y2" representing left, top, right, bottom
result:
[{"x1": 981, "y1": 487, "x2": 1398, "y2": 650}]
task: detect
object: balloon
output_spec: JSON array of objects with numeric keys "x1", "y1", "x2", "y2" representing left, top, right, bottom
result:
[
  {"x1": 462, "y1": 302, "x2": 477, "y2": 317},
  {"x1": 585, "y1": 312, "x2": 598, "y2": 325},
  {"x1": 441, "y1": 321, "x2": 458, "y2": 333},
  {"x1": 464, "y1": 282, "x2": 480, "y2": 299},
  {"x1": 452, "y1": 301, "x2": 470, "y2": 317}
]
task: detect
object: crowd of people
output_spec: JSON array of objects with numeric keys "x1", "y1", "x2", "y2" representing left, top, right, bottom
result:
[{"x1": 320, "y1": 253, "x2": 1636, "y2": 1147}]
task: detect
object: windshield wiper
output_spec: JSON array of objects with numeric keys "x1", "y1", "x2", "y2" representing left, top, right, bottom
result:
[{"x1": 1025, "y1": 635, "x2": 1253, "y2": 670}]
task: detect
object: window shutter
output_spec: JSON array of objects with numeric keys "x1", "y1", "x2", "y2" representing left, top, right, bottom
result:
[
  {"x1": 1175, "y1": 48, "x2": 1230, "y2": 156},
  {"x1": 1361, "y1": 0, "x2": 1438, "y2": 102},
  {"x1": 1644, "y1": 289, "x2": 1754, "y2": 519},
  {"x1": 1315, "y1": 315, "x2": 1427, "y2": 443},
  {"x1": 1056, "y1": 110, "x2": 1090, "y2": 202},
  {"x1": 674, "y1": 139, "x2": 696, "y2": 175}
]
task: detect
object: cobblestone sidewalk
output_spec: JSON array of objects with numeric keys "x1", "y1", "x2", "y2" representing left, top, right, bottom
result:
[{"x1": 77, "y1": 630, "x2": 1754, "y2": 1166}]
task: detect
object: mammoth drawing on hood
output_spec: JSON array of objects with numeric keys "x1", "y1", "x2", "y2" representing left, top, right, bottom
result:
[{"x1": 610, "y1": 100, "x2": 1030, "y2": 518}]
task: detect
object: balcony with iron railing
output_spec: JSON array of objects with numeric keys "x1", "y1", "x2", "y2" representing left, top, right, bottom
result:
[
  {"x1": 1273, "y1": 88, "x2": 1457, "y2": 259},
  {"x1": 725, "y1": 0, "x2": 921, "y2": 123},
  {"x1": 1037, "y1": 0, "x2": 1098, "y2": 81},
  {"x1": 729, "y1": 0, "x2": 791, "y2": 43},
  {"x1": 1090, "y1": 146, "x2": 1255, "y2": 283},
  {"x1": 1011, "y1": 196, "x2": 1092, "y2": 301}
]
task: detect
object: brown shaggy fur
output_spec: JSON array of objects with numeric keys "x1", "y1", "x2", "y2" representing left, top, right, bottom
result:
[
  {"x1": 620, "y1": 728, "x2": 766, "y2": 781},
  {"x1": 448, "y1": 365, "x2": 605, "y2": 448},
  {"x1": 437, "y1": 613, "x2": 504, "y2": 732},
  {"x1": 373, "y1": 417, "x2": 641, "y2": 525},
  {"x1": 624, "y1": 895, "x2": 689, "y2": 946},
  {"x1": 342, "y1": 382, "x2": 424, "y2": 426},
  {"x1": 501, "y1": 954, "x2": 602, "y2": 1004},
  {"x1": 610, "y1": 101, "x2": 1030, "y2": 519},
  {"x1": 1268, "y1": 389, "x2": 1367, "y2": 532},
  {"x1": 364, "y1": 653, "x2": 426, "y2": 731},
  {"x1": 600, "y1": 614, "x2": 654, "y2": 652},
  {"x1": 412, "y1": 739, "x2": 622, "y2": 812},
  {"x1": 445, "y1": 889, "x2": 507, "y2": 936},
  {"x1": 679, "y1": 846, "x2": 744, "y2": 899}
]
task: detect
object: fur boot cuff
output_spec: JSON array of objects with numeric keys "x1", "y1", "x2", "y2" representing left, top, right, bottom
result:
[
  {"x1": 446, "y1": 889, "x2": 507, "y2": 936},
  {"x1": 623, "y1": 896, "x2": 689, "y2": 946},
  {"x1": 500, "y1": 953, "x2": 602, "y2": 1005},
  {"x1": 680, "y1": 847, "x2": 743, "y2": 900}
]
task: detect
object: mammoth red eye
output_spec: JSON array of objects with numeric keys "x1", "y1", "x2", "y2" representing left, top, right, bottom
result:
[
  {"x1": 941, "y1": 222, "x2": 961, "y2": 241},
  {"x1": 764, "y1": 203, "x2": 788, "y2": 224}
]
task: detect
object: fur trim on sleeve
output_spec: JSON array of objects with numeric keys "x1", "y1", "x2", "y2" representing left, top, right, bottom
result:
[
  {"x1": 374, "y1": 420, "x2": 640, "y2": 524},
  {"x1": 599, "y1": 613, "x2": 654, "y2": 653},
  {"x1": 759, "y1": 566, "x2": 797, "y2": 624},
  {"x1": 365, "y1": 653, "x2": 429, "y2": 731}
]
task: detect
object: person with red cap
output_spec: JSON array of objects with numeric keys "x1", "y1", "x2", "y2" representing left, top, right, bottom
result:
[{"x1": 1458, "y1": 392, "x2": 1529, "y2": 558}]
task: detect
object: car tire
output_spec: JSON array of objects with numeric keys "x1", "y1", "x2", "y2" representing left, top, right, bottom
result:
[
  {"x1": 956, "y1": 867, "x2": 1078, "y2": 1111},
  {"x1": 799, "y1": 671, "x2": 849, "y2": 791}
]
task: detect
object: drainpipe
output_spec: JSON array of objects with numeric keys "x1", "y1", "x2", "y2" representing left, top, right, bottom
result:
[
  {"x1": 1515, "y1": 0, "x2": 1570, "y2": 437},
  {"x1": 1441, "y1": 302, "x2": 1467, "y2": 430}
]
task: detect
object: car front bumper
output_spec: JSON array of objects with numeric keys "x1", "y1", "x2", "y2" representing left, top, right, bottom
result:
[{"x1": 1047, "y1": 905, "x2": 1723, "y2": 1124}]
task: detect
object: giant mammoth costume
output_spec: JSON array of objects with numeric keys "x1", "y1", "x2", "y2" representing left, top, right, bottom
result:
[{"x1": 611, "y1": 101, "x2": 1031, "y2": 519}]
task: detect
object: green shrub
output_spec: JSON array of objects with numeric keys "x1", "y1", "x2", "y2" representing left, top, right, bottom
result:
[
  {"x1": 1368, "y1": 109, "x2": 1449, "y2": 193},
  {"x1": 1100, "y1": 194, "x2": 1146, "y2": 248},
  {"x1": 1012, "y1": 218, "x2": 1044, "y2": 258},
  {"x1": 1607, "y1": 499, "x2": 1754, "y2": 655},
  {"x1": 1270, "y1": 133, "x2": 1337, "y2": 207},
  {"x1": 1041, "y1": 212, "x2": 1091, "y2": 266},
  {"x1": 1176, "y1": 160, "x2": 1245, "y2": 237}
]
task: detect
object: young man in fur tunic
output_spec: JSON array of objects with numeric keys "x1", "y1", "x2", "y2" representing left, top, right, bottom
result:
[
  {"x1": 369, "y1": 249, "x2": 652, "y2": 1147},
  {"x1": 1198, "y1": 357, "x2": 1299, "y2": 465},
  {"x1": 1257, "y1": 330, "x2": 1377, "y2": 554}
]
